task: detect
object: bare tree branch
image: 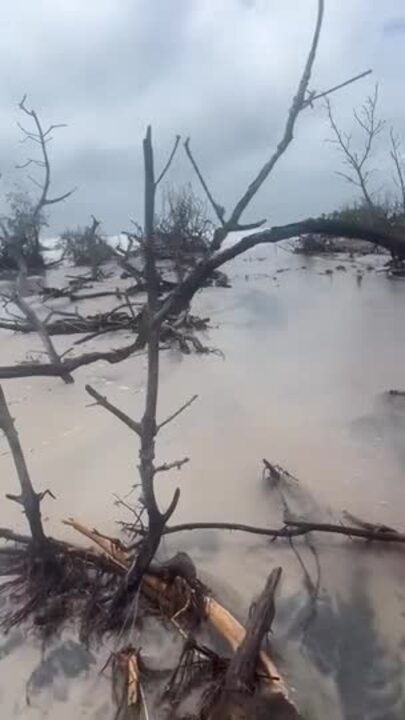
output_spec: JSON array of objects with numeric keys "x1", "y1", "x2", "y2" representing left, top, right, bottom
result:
[
  {"x1": 157, "y1": 393, "x2": 198, "y2": 431},
  {"x1": 183, "y1": 138, "x2": 226, "y2": 225},
  {"x1": 44, "y1": 189, "x2": 76, "y2": 206},
  {"x1": 144, "y1": 518, "x2": 405, "y2": 544},
  {"x1": 222, "y1": 0, "x2": 325, "y2": 241},
  {"x1": 85, "y1": 384, "x2": 142, "y2": 436},
  {"x1": 17, "y1": 95, "x2": 74, "y2": 232},
  {"x1": 390, "y1": 127, "x2": 405, "y2": 214},
  {"x1": 0, "y1": 385, "x2": 49, "y2": 551},
  {"x1": 0, "y1": 337, "x2": 144, "y2": 380},
  {"x1": 304, "y1": 68, "x2": 372, "y2": 106},
  {"x1": 155, "y1": 457, "x2": 190, "y2": 473},
  {"x1": 12, "y1": 293, "x2": 74, "y2": 384},
  {"x1": 327, "y1": 85, "x2": 384, "y2": 214},
  {"x1": 156, "y1": 215, "x2": 405, "y2": 321},
  {"x1": 155, "y1": 134, "x2": 181, "y2": 187}
]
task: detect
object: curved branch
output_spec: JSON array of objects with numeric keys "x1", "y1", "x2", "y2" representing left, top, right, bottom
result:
[
  {"x1": 153, "y1": 519, "x2": 405, "y2": 543},
  {"x1": 156, "y1": 216, "x2": 405, "y2": 321},
  {"x1": 155, "y1": 134, "x2": 181, "y2": 186},
  {"x1": 225, "y1": 0, "x2": 325, "y2": 233},
  {"x1": 0, "y1": 337, "x2": 144, "y2": 380}
]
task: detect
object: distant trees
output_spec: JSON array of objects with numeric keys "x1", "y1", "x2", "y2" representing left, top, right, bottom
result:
[
  {"x1": 327, "y1": 85, "x2": 405, "y2": 258},
  {"x1": 0, "y1": 95, "x2": 74, "y2": 272}
]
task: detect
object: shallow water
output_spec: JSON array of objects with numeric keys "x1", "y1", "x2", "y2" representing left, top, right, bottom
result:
[{"x1": 0, "y1": 248, "x2": 405, "y2": 718}]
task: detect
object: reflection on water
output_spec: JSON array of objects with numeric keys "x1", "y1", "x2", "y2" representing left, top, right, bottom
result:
[
  {"x1": 299, "y1": 572, "x2": 405, "y2": 720},
  {"x1": 1, "y1": 247, "x2": 405, "y2": 717}
]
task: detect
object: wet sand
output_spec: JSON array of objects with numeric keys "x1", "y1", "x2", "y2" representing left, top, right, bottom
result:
[{"x1": 0, "y1": 247, "x2": 405, "y2": 718}]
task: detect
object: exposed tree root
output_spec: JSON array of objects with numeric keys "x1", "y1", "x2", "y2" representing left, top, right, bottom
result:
[{"x1": 0, "y1": 518, "x2": 297, "y2": 718}]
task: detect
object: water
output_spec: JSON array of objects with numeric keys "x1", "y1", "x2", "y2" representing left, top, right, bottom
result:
[{"x1": 0, "y1": 247, "x2": 404, "y2": 718}]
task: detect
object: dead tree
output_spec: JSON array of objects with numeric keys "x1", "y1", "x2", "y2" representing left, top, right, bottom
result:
[
  {"x1": 0, "y1": 97, "x2": 74, "y2": 270},
  {"x1": 60, "y1": 216, "x2": 112, "y2": 280},
  {"x1": 327, "y1": 85, "x2": 385, "y2": 216}
]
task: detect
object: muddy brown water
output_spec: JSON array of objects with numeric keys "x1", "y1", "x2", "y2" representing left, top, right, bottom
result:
[{"x1": 0, "y1": 248, "x2": 405, "y2": 718}]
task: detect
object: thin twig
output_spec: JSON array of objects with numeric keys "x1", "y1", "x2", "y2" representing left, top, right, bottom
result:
[
  {"x1": 155, "y1": 457, "x2": 190, "y2": 473},
  {"x1": 85, "y1": 385, "x2": 142, "y2": 436},
  {"x1": 126, "y1": 518, "x2": 405, "y2": 543},
  {"x1": 157, "y1": 394, "x2": 198, "y2": 431},
  {"x1": 0, "y1": 386, "x2": 49, "y2": 550},
  {"x1": 304, "y1": 69, "x2": 372, "y2": 106},
  {"x1": 155, "y1": 134, "x2": 181, "y2": 186},
  {"x1": 390, "y1": 127, "x2": 405, "y2": 214},
  {"x1": 222, "y1": 0, "x2": 325, "y2": 242},
  {"x1": 184, "y1": 138, "x2": 225, "y2": 225},
  {"x1": 13, "y1": 293, "x2": 74, "y2": 384}
]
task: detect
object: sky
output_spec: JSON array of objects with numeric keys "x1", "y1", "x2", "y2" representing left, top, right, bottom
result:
[{"x1": 0, "y1": 0, "x2": 404, "y2": 235}]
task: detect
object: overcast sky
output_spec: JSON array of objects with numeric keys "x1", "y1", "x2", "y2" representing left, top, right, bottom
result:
[{"x1": 0, "y1": 0, "x2": 404, "y2": 235}]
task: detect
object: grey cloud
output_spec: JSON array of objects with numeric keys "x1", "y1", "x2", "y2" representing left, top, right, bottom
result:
[
  {"x1": 0, "y1": 0, "x2": 404, "y2": 234},
  {"x1": 383, "y1": 18, "x2": 405, "y2": 35}
]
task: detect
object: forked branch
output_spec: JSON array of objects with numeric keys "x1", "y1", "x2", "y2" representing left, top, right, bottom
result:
[
  {"x1": 327, "y1": 84, "x2": 384, "y2": 213},
  {"x1": 85, "y1": 385, "x2": 142, "y2": 436},
  {"x1": 0, "y1": 386, "x2": 49, "y2": 551}
]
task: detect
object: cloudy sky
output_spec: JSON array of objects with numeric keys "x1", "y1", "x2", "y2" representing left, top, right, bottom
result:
[{"x1": 0, "y1": 0, "x2": 404, "y2": 234}]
